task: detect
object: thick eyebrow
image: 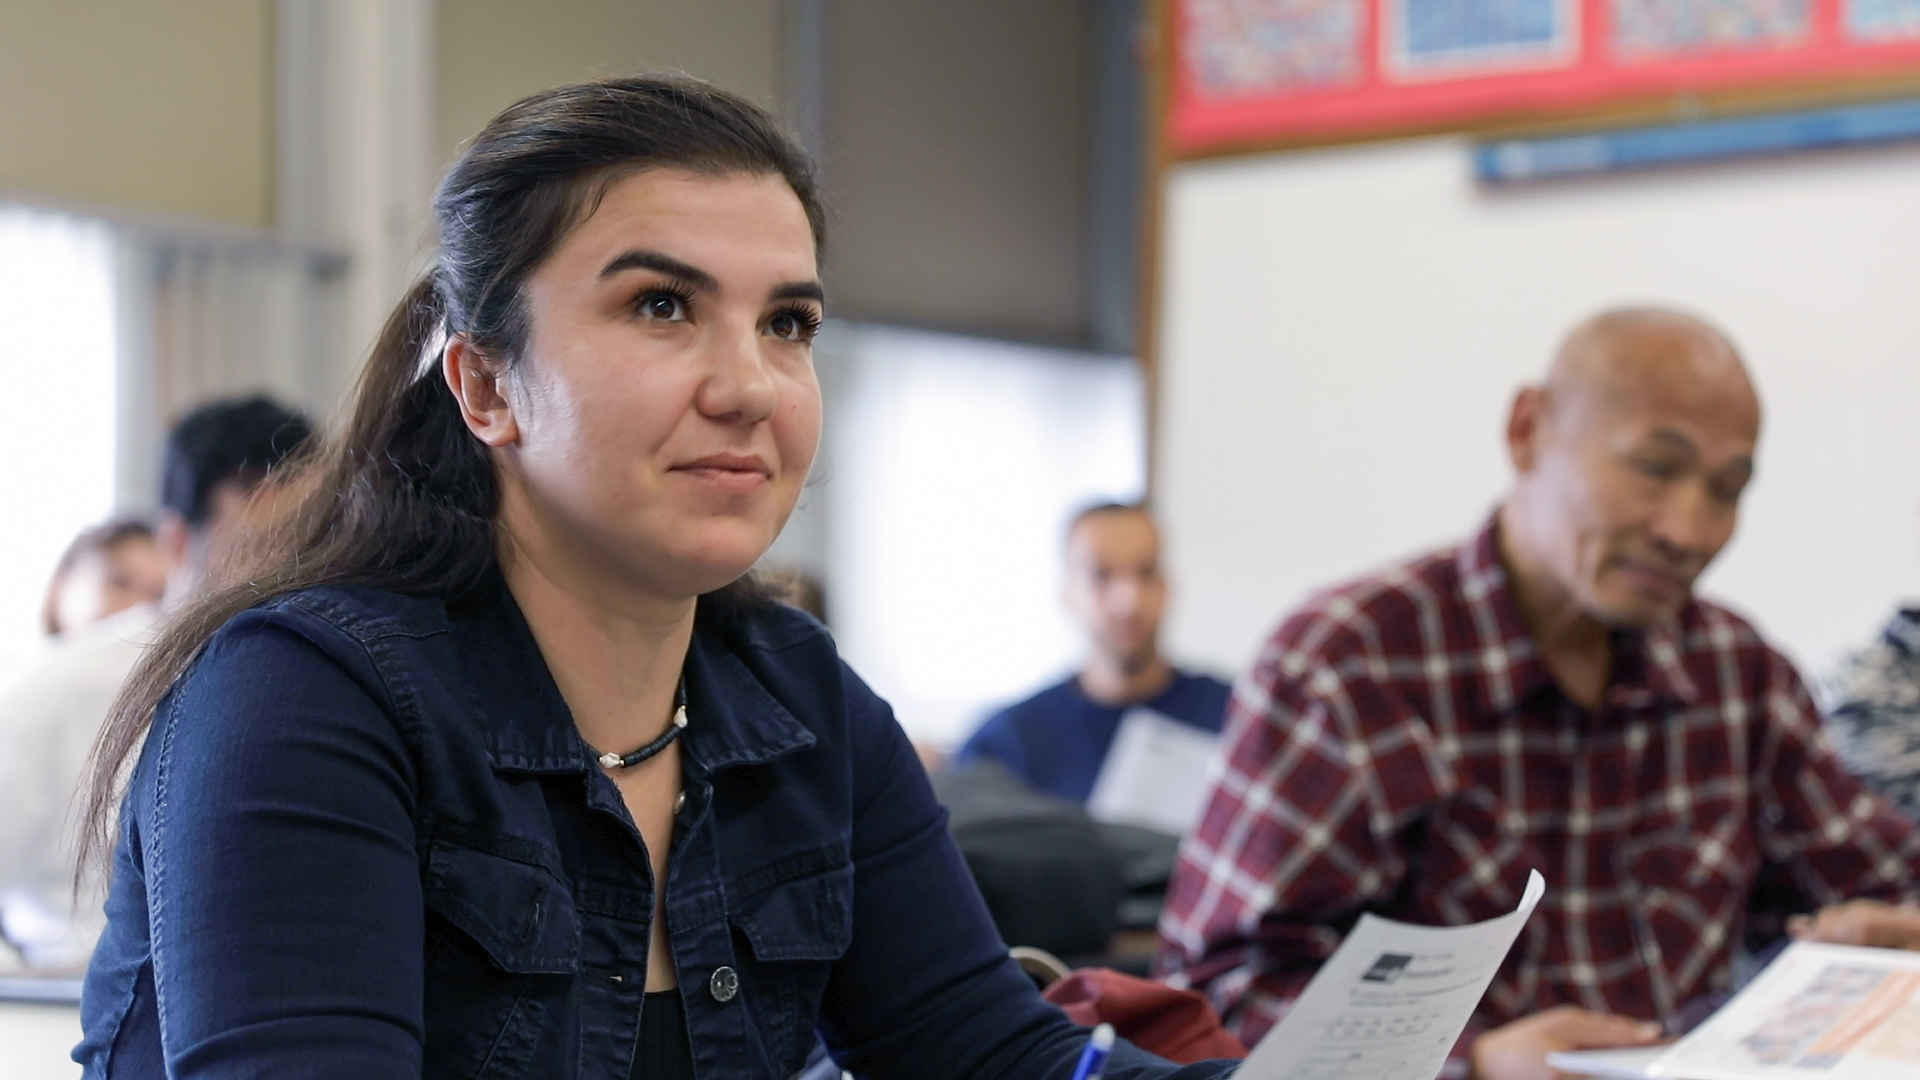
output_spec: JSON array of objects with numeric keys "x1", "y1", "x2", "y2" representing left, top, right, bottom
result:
[
  {"x1": 770, "y1": 281, "x2": 826, "y2": 304},
  {"x1": 600, "y1": 251, "x2": 824, "y2": 308},
  {"x1": 599, "y1": 249, "x2": 718, "y2": 292}
]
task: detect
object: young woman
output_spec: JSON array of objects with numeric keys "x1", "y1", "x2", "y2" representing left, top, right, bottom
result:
[{"x1": 74, "y1": 78, "x2": 1235, "y2": 1080}]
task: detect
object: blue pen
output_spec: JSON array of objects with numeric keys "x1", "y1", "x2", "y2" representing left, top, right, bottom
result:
[{"x1": 1071, "y1": 1022, "x2": 1115, "y2": 1080}]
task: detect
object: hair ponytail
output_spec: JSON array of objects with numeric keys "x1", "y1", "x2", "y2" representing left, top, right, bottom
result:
[{"x1": 75, "y1": 274, "x2": 483, "y2": 877}]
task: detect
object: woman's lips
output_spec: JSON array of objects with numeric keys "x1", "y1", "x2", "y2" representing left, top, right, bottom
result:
[{"x1": 673, "y1": 454, "x2": 772, "y2": 494}]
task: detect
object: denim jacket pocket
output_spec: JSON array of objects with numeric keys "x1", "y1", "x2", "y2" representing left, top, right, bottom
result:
[
  {"x1": 734, "y1": 861, "x2": 853, "y2": 961},
  {"x1": 424, "y1": 838, "x2": 580, "y2": 973},
  {"x1": 727, "y1": 860, "x2": 854, "y2": 1075},
  {"x1": 420, "y1": 838, "x2": 579, "y2": 1080}
]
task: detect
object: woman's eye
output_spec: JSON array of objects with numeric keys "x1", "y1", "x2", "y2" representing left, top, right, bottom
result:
[
  {"x1": 767, "y1": 307, "x2": 821, "y2": 343},
  {"x1": 635, "y1": 291, "x2": 689, "y2": 322}
]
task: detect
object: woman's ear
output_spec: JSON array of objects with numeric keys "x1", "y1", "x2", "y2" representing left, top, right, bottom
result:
[{"x1": 443, "y1": 336, "x2": 520, "y2": 448}]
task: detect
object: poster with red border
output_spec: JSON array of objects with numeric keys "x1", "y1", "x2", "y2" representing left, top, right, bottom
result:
[{"x1": 1170, "y1": 0, "x2": 1920, "y2": 153}]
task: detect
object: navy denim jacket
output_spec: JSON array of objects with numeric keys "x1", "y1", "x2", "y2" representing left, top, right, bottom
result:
[{"x1": 78, "y1": 573, "x2": 1236, "y2": 1079}]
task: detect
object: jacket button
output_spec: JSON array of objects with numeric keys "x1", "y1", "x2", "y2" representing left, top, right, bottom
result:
[{"x1": 709, "y1": 966, "x2": 739, "y2": 1003}]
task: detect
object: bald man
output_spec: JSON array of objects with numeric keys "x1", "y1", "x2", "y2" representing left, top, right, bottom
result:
[{"x1": 1156, "y1": 308, "x2": 1920, "y2": 1080}]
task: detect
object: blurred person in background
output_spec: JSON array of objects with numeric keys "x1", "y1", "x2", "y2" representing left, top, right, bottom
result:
[
  {"x1": 0, "y1": 395, "x2": 309, "y2": 973},
  {"x1": 41, "y1": 520, "x2": 167, "y2": 638},
  {"x1": 1158, "y1": 307, "x2": 1920, "y2": 1080},
  {"x1": 956, "y1": 502, "x2": 1229, "y2": 805},
  {"x1": 1824, "y1": 596, "x2": 1920, "y2": 823},
  {"x1": 153, "y1": 397, "x2": 315, "y2": 592}
]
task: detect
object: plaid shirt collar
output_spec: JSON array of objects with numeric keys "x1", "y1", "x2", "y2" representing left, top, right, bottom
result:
[{"x1": 1455, "y1": 511, "x2": 1700, "y2": 719}]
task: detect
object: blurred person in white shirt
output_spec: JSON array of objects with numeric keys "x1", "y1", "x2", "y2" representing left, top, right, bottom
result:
[
  {"x1": 0, "y1": 396, "x2": 310, "y2": 972},
  {"x1": 40, "y1": 520, "x2": 167, "y2": 639}
]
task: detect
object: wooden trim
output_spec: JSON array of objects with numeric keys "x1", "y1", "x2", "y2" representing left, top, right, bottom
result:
[
  {"x1": 1165, "y1": 68, "x2": 1920, "y2": 165},
  {"x1": 1139, "y1": 0, "x2": 1176, "y2": 496}
]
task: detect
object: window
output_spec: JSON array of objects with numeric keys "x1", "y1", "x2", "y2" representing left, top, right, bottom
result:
[
  {"x1": 814, "y1": 325, "x2": 1146, "y2": 747},
  {"x1": 0, "y1": 206, "x2": 119, "y2": 660}
]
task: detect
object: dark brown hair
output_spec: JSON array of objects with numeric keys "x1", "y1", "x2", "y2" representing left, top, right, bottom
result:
[{"x1": 78, "y1": 75, "x2": 825, "y2": 875}]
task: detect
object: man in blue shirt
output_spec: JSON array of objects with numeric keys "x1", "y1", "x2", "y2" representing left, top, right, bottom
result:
[{"x1": 958, "y1": 503, "x2": 1230, "y2": 806}]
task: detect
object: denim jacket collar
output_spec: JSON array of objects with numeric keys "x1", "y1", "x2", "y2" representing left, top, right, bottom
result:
[
  {"x1": 680, "y1": 628, "x2": 818, "y2": 777},
  {"x1": 452, "y1": 570, "x2": 816, "y2": 777}
]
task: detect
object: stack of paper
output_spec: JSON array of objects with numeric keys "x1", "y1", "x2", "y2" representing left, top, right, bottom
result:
[{"x1": 1551, "y1": 942, "x2": 1920, "y2": 1080}]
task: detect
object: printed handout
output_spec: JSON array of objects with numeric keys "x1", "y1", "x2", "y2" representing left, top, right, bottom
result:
[
  {"x1": 1085, "y1": 705, "x2": 1220, "y2": 836},
  {"x1": 1234, "y1": 869, "x2": 1546, "y2": 1080},
  {"x1": 1553, "y1": 941, "x2": 1920, "y2": 1080},
  {"x1": 1652, "y1": 941, "x2": 1920, "y2": 1080}
]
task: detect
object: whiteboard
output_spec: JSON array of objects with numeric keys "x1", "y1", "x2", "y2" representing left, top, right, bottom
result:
[{"x1": 1155, "y1": 137, "x2": 1920, "y2": 684}]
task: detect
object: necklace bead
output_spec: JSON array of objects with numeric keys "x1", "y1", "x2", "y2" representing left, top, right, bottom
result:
[{"x1": 587, "y1": 677, "x2": 690, "y2": 770}]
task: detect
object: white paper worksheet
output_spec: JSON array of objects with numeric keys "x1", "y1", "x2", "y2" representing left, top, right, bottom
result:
[
  {"x1": 1546, "y1": 1046, "x2": 1669, "y2": 1079},
  {"x1": 1084, "y1": 705, "x2": 1220, "y2": 836},
  {"x1": 1235, "y1": 870, "x2": 1546, "y2": 1080}
]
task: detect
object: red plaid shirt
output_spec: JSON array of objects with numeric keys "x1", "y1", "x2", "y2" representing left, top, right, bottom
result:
[{"x1": 1157, "y1": 515, "x2": 1920, "y2": 1053}]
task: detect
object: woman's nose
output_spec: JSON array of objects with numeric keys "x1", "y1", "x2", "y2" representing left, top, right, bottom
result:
[{"x1": 695, "y1": 324, "x2": 779, "y2": 424}]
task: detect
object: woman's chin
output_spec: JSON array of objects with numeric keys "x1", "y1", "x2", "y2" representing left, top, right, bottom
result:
[
  {"x1": 670, "y1": 535, "x2": 775, "y2": 594},
  {"x1": 582, "y1": 518, "x2": 781, "y2": 599}
]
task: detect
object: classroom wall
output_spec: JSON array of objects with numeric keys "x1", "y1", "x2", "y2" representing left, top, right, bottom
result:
[
  {"x1": 824, "y1": 0, "x2": 1093, "y2": 344},
  {"x1": 0, "y1": 0, "x2": 274, "y2": 226},
  {"x1": 435, "y1": 0, "x2": 783, "y2": 167},
  {"x1": 0, "y1": 0, "x2": 785, "y2": 224},
  {"x1": 1155, "y1": 138, "x2": 1920, "y2": 683},
  {"x1": 439, "y1": 0, "x2": 1113, "y2": 347}
]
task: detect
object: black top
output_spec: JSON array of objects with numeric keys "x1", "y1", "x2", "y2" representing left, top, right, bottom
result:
[{"x1": 633, "y1": 991, "x2": 695, "y2": 1080}]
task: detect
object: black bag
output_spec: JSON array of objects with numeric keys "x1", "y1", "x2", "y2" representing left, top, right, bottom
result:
[{"x1": 932, "y1": 762, "x2": 1179, "y2": 960}]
